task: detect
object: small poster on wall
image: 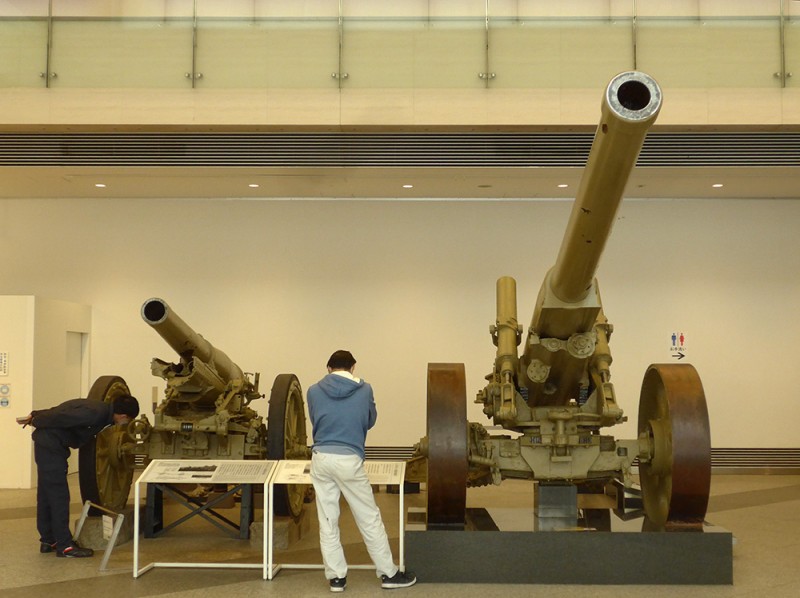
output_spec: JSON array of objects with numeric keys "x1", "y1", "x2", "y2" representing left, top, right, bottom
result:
[{"x1": 0, "y1": 352, "x2": 8, "y2": 376}]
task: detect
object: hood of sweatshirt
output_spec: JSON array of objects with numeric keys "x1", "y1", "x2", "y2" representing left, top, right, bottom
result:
[{"x1": 317, "y1": 373, "x2": 364, "y2": 399}]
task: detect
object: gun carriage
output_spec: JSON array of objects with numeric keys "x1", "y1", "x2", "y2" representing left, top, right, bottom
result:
[
  {"x1": 79, "y1": 298, "x2": 309, "y2": 518},
  {"x1": 412, "y1": 71, "x2": 712, "y2": 532}
]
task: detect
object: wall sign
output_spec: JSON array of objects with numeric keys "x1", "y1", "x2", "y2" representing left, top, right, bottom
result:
[{"x1": 670, "y1": 332, "x2": 686, "y2": 360}]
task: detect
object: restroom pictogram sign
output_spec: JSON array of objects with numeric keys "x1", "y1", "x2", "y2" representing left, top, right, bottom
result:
[{"x1": 670, "y1": 332, "x2": 686, "y2": 360}]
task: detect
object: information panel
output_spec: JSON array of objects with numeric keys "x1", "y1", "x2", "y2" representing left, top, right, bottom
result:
[
  {"x1": 140, "y1": 459, "x2": 274, "y2": 485},
  {"x1": 267, "y1": 459, "x2": 407, "y2": 580},
  {"x1": 270, "y1": 459, "x2": 405, "y2": 485},
  {"x1": 134, "y1": 459, "x2": 277, "y2": 579}
]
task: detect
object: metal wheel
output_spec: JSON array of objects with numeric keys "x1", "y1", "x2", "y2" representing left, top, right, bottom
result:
[
  {"x1": 267, "y1": 373, "x2": 309, "y2": 519},
  {"x1": 426, "y1": 363, "x2": 468, "y2": 530},
  {"x1": 638, "y1": 363, "x2": 711, "y2": 530},
  {"x1": 78, "y1": 375, "x2": 135, "y2": 513}
]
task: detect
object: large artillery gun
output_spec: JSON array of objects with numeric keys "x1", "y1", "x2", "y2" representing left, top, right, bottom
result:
[
  {"x1": 413, "y1": 71, "x2": 711, "y2": 532},
  {"x1": 79, "y1": 298, "x2": 309, "y2": 518}
]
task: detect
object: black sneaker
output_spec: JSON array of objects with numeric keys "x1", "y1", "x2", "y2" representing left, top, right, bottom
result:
[
  {"x1": 40, "y1": 542, "x2": 56, "y2": 554},
  {"x1": 329, "y1": 577, "x2": 347, "y2": 592},
  {"x1": 56, "y1": 545, "x2": 94, "y2": 558},
  {"x1": 381, "y1": 570, "x2": 417, "y2": 589}
]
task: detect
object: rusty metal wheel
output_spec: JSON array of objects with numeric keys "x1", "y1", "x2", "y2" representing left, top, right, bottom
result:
[
  {"x1": 638, "y1": 363, "x2": 711, "y2": 530},
  {"x1": 79, "y1": 376, "x2": 136, "y2": 513},
  {"x1": 267, "y1": 373, "x2": 309, "y2": 520},
  {"x1": 426, "y1": 363, "x2": 468, "y2": 530}
]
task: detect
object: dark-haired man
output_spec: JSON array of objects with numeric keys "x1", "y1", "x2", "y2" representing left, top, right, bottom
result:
[
  {"x1": 307, "y1": 350, "x2": 416, "y2": 592},
  {"x1": 18, "y1": 394, "x2": 140, "y2": 558}
]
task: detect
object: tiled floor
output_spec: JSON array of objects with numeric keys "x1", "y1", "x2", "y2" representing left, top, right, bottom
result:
[{"x1": 1, "y1": 474, "x2": 799, "y2": 597}]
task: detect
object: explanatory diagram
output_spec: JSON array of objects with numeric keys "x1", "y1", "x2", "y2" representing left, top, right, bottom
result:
[{"x1": 670, "y1": 332, "x2": 687, "y2": 360}]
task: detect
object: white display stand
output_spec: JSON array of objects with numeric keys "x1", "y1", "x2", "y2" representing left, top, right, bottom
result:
[
  {"x1": 267, "y1": 459, "x2": 407, "y2": 580},
  {"x1": 133, "y1": 459, "x2": 277, "y2": 579}
]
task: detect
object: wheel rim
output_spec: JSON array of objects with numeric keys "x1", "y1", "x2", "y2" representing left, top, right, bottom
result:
[
  {"x1": 267, "y1": 373, "x2": 309, "y2": 519},
  {"x1": 638, "y1": 364, "x2": 711, "y2": 530},
  {"x1": 79, "y1": 375, "x2": 134, "y2": 512},
  {"x1": 426, "y1": 363, "x2": 468, "y2": 530},
  {"x1": 94, "y1": 426, "x2": 135, "y2": 511}
]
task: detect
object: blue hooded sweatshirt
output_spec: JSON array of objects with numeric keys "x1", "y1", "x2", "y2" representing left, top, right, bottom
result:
[{"x1": 307, "y1": 372, "x2": 377, "y2": 460}]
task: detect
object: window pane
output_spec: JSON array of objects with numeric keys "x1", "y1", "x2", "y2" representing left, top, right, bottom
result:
[{"x1": 50, "y1": 19, "x2": 193, "y2": 88}]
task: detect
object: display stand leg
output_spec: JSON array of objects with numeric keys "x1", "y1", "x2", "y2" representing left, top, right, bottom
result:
[
  {"x1": 145, "y1": 484, "x2": 164, "y2": 538},
  {"x1": 239, "y1": 484, "x2": 254, "y2": 539}
]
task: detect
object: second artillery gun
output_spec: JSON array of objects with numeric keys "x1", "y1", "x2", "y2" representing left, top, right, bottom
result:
[
  {"x1": 410, "y1": 71, "x2": 712, "y2": 532},
  {"x1": 78, "y1": 298, "x2": 310, "y2": 518}
]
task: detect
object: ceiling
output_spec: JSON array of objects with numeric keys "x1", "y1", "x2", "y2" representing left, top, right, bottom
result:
[
  {"x1": 2, "y1": 164, "x2": 799, "y2": 200},
  {"x1": 1, "y1": 130, "x2": 798, "y2": 200}
]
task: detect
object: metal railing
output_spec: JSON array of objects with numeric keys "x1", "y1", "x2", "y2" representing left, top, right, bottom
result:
[{"x1": 0, "y1": 0, "x2": 795, "y2": 90}]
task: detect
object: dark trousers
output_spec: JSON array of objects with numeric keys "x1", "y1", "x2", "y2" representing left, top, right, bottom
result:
[{"x1": 33, "y1": 435, "x2": 72, "y2": 550}]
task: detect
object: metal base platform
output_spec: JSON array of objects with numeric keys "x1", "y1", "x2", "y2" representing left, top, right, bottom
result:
[{"x1": 405, "y1": 508, "x2": 733, "y2": 585}]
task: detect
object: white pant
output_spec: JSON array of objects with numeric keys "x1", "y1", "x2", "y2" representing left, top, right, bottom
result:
[{"x1": 310, "y1": 451, "x2": 398, "y2": 580}]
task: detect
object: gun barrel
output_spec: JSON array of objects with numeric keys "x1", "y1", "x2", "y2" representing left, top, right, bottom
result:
[
  {"x1": 549, "y1": 71, "x2": 661, "y2": 304},
  {"x1": 141, "y1": 297, "x2": 244, "y2": 384}
]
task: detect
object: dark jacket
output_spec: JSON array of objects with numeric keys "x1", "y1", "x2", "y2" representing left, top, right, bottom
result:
[{"x1": 31, "y1": 398, "x2": 114, "y2": 450}]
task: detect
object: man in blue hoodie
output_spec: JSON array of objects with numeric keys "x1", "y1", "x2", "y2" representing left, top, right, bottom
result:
[{"x1": 307, "y1": 350, "x2": 416, "y2": 592}]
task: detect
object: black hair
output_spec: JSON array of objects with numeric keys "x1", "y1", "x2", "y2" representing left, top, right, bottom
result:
[
  {"x1": 112, "y1": 394, "x2": 140, "y2": 418},
  {"x1": 327, "y1": 350, "x2": 356, "y2": 370}
]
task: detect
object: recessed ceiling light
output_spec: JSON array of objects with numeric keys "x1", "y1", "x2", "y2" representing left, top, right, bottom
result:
[
  {"x1": 402, "y1": 184, "x2": 414, "y2": 189},
  {"x1": 712, "y1": 183, "x2": 724, "y2": 188},
  {"x1": 95, "y1": 183, "x2": 106, "y2": 188},
  {"x1": 557, "y1": 184, "x2": 569, "y2": 188},
  {"x1": 248, "y1": 184, "x2": 260, "y2": 188}
]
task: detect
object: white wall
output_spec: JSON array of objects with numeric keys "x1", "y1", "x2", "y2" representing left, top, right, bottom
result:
[
  {"x1": 0, "y1": 295, "x2": 90, "y2": 488},
  {"x1": 0, "y1": 296, "x2": 35, "y2": 488},
  {"x1": 32, "y1": 298, "x2": 92, "y2": 414},
  {"x1": 2, "y1": 197, "x2": 799, "y2": 449}
]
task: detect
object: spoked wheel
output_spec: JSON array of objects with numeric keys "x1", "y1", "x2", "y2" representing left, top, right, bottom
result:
[
  {"x1": 79, "y1": 376, "x2": 136, "y2": 513},
  {"x1": 638, "y1": 363, "x2": 711, "y2": 531},
  {"x1": 267, "y1": 373, "x2": 309, "y2": 520},
  {"x1": 426, "y1": 363, "x2": 468, "y2": 530}
]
